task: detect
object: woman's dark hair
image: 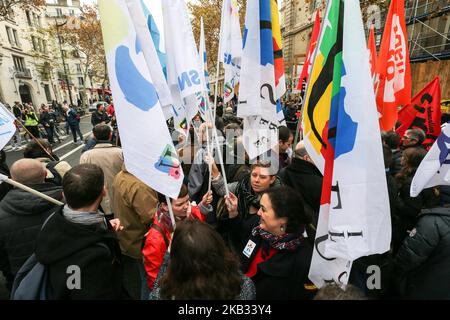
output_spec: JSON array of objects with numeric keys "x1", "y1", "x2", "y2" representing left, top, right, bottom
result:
[
  {"x1": 263, "y1": 186, "x2": 312, "y2": 233},
  {"x1": 160, "y1": 220, "x2": 242, "y2": 299},
  {"x1": 395, "y1": 147, "x2": 427, "y2": 185}
]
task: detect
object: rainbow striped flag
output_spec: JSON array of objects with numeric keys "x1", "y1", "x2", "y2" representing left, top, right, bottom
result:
[{"x1": 303, "y1": 0, "x2": 391, "y2": 287}]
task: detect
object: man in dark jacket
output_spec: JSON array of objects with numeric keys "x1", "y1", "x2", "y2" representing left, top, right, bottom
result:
[
  {"x1": 39, "y1": 105, "x2": 57, "y2": 144},
  {"x1": 393, "y1": 207, "x2": 450, "y2": 299},
  {"x1": 0, "y1": 159, "x2": 63, "y2": 292},
  {"x1": 63, "y1": 105, "x2": 84, "y2": 143},
  {"x1": 278, "y1": 141, "x2": 322, "y2": 227},
  {"x1": 35, "y1": 164, "x2": 124, "y2": 299},
  {"x1": 91, "y1": 103, "x2": 109, "y2": 127}
]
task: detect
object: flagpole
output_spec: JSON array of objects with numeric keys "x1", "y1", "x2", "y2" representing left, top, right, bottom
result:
[
  {"x1": 207, "y1": 106, "x2": 229, "y2": 197},
  {"x1": 0, "y1": 174, "x2": 64, "y2": 206},
  {"x1": 165, "y1": 194, "x2": 177, "y2": 231},
  {"x1": 17, "y1": 121, "x2": 57, "y2": 161}
]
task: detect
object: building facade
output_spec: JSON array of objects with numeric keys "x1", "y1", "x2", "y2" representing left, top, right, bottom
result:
[
  {"x1": 0, "y1": 0, "x2": 104, "y2": 109},
  {"x1": 280, "y1": 0, "x2": 450, "y2": 98}
]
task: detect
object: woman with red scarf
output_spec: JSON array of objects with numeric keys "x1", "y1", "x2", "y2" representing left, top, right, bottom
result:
[{"x1": 226, "y1": 185, "x2": 316, "y2": 299}]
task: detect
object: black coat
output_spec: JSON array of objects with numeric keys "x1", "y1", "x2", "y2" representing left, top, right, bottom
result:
[
  {"x1": 0, "y1": 183, "x2": 63, "y2": 276},
  {"x1": 91, "y1": 111, "x2": 109, "y2": 127},
  {"x1": 394, "y1": 174, "x2": 440, "y2": 250},
  {"x1": 394, "y1": 207, "x2": 450, "y2": 299},
  {"x1": 240, "y1": 232, "x2": 314, "y2": 300},
  {"x1": 35, "y1": 206, "x2": 123, "y2": 299},
  {"x1": 279, "y1": 158, "x2": 323, "y2": 226}
]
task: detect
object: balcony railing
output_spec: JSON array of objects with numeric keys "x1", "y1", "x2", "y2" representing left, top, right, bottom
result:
[{"x1": 15, "y1": 68, "x2": 32, "y2": 79}]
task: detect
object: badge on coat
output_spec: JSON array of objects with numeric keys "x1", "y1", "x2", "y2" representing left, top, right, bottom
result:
[
  {"x1": 409, "y1": 228, "x2": 417, "y2": 237},
  {"x1": 243, "y1": 240, "x2": 256, "y2": 258}
]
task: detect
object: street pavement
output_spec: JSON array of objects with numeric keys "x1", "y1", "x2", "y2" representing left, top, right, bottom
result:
[{"x1": 0, "y1": 114, "x2": 94, "y2": 300}]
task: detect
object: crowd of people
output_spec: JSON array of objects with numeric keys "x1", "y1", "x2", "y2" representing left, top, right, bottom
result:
[{"x1": 0, "y1": 95, "x2": 449, "y2": 300}]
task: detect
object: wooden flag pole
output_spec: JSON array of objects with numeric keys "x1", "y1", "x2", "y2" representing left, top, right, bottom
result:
[
  {"x1": 0, "y1": 174, "x2": 63, "y2": 206},
  {"x1": 17, "y1": 121, "x2": 57, "y2": 161}
]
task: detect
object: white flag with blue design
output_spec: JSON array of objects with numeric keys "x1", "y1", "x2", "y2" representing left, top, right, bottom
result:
[
  {"x1": 238, "y1": 0, "x2": 281, "y2": 159},
  {"x1": 163, "y1": 0, "x2": 204, "y2": 136},
  {"x1": 218, "y1": 0, "x2": 242, "y2": 103},
  {"x1": 125, "y1": 0, "x2": 172, "y2": 116},
  {"x1": 411, "y1": 123, "x2": 450, "y2": 197},
  {"x1": 197, "y1": 17, "x2": 210, "y2": 120},
  {"x1": 98, "y1": 0, "x2": 183, "y2": 198}
]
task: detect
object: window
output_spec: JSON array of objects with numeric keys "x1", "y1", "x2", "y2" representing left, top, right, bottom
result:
[
  {"x1": 38, "y1": 38, "x2": 43, "y2": 53},
  {"x1": 78, "y1": 77, "x2": 84, "y2": 86},
  {"x1": 26, "y1": 11, "x2": 32, "y2": 26},
  {"x1": 31, "y1": 36, "x2": 37, "y2": 51},
  {"x1": 69, "y1": 9, "x2": 75, "y2": 16},
  {"x1": 76, "y1": 64, "x2": 82, "y2": 73},
  {"x1": 12, "y1": 56, "x2": 25, "y2": 72},
  {"x1": 61, "y1": 50, "x2": 67, "y2": 58},
  {"x1": 12, "y1": 29, "x2": 20, "y2": 47},
  {"x1": 56, "y1": 8, "x2": 63, "y2": 17},
  {"x1": 6, "y1": 26, "x2": 20, "y2": 47},
  {"x1": 5, "y1": 26, "x2": 13, "y2": 45},
  {"x1": 43, "y1": 40, "x2": 48, "y2": 54}
]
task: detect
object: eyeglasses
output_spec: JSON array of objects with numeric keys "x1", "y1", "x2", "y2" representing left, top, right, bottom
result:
[{"x1": 403, "y1": 136, "x2": 416, "y2": 141}]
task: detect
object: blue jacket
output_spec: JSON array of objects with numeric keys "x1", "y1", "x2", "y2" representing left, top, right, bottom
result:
[{"x1": 66, "y1": 108, "x2": 79, "y2": 126}]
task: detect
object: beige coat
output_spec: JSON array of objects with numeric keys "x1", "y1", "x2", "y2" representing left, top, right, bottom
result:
[
  {"x1": 79, "y1": 143, "x2": 123, "y2": 215},
  {"x1": 112, "y1": 170, "x2": 158, "y2": 259}
]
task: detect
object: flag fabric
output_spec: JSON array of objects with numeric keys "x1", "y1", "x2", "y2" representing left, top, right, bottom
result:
[
  {"x1": 411, "y1": 122, "x2": 450, "y2": 197},
  {"x1": 197, "y1": 17, "x2": 210, "y2": 120},
  {"x1": 0, "y1": 103, "x2": 16, "y2": 150},
  {"x1": 303, "y1": 0, "x2": 391, "y2": 288},
  {"x1": 297, "y1": 10, "x2": 320, "y2": 97},
  {"x1": 376, "y1": 0, "x2": 411, "y2": 131},
  {"x1": 163, "y1": 0, "x2": 204, "y2": 136},
  {"x1": 199, "y1": 17, "x2": 210, "y2": 95},
  {"x1": 126, "y1": 0, "x2": 172, "y2": 112},
  {"x1": 238, "y1": 0, "x2": 285, "y2": 159},
  {"x1": 218, "y1": 0, "x2": 242, "y2": 103},
  {"x1": 367, "y1": 24, "x2": 378, "y2": 80},
  {"x1": 270, "y1": 0, "x2": 286, "y2": 101},
  {"x1": 98, "y1": 0, "x2": 183, "y2": 198},
  {"x1": 396, "y1": 77, "x2": 442, "y2": 146}
]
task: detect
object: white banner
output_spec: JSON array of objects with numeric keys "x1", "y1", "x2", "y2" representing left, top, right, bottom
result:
[
  {"x1": 218, "y1": 0, "x2": 242, "y2": 103},
  {"x1": 411, "y1": 123, "x2": 450, "y2": 197},
  {"x1": 0, "y1": 103, "x2": 17, "y2": 150},
  {"x1": 126, "y1": 0, "x2": 172, "y2": 110},
  {"x1": 163, "y1": 0, "x2": 204, "y2": 135},
  {"x1": 98, "y1": 0, "x2": 183, "y2": 198}
]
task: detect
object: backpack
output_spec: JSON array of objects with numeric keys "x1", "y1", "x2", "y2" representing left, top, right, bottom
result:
[
  {"x1": 46, "y1": 161, "x2": 63, "y2": 186},
  {"x1": 10, "y1": 213, "x2": 56, "y2": 300}
]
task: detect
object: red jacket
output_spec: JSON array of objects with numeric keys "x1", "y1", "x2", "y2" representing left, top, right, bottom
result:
[{"x1": 142, "y1": 205, "x2": 206, "y2": 289}]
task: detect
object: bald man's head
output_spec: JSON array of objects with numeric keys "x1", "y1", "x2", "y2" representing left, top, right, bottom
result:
[
  {"x1": 10, "y1": 159, "x2": 46, "y2": 184},
  {"x1": 294, "y1": 141, "x2": 308, "y2": 159}
]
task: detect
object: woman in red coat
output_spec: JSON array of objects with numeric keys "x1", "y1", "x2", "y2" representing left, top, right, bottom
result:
[{"x1": 142, "y1": 184, "x2": 212, "y2": 290}]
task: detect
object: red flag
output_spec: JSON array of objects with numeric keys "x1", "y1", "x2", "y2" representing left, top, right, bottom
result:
[
  {"x1": 396, "y1": 77, "x2": 441, "y2": 146},
  {"x1": 368, "y1": 25, "x2": 377, "y2": 79},
  {"x1": 297, "y1": 10, "x2": 321, "y2": 93},
  {"x1": 376, "y1": 0, "x2": 411, "y2": 131}
]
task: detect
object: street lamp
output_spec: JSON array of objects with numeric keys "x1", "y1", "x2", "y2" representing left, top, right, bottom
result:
[{"x1": 54, "y1": 16, "x2": 74, "y2": 106}]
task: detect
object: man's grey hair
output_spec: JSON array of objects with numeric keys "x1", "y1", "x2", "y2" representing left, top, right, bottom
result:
[{"x1": 406, "y1": 128, "x2": 426, "y2": 145}]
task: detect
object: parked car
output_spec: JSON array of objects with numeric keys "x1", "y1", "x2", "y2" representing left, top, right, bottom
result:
[{"x1": 89, "y1": 101, "x2": 108, "y2": 113}]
